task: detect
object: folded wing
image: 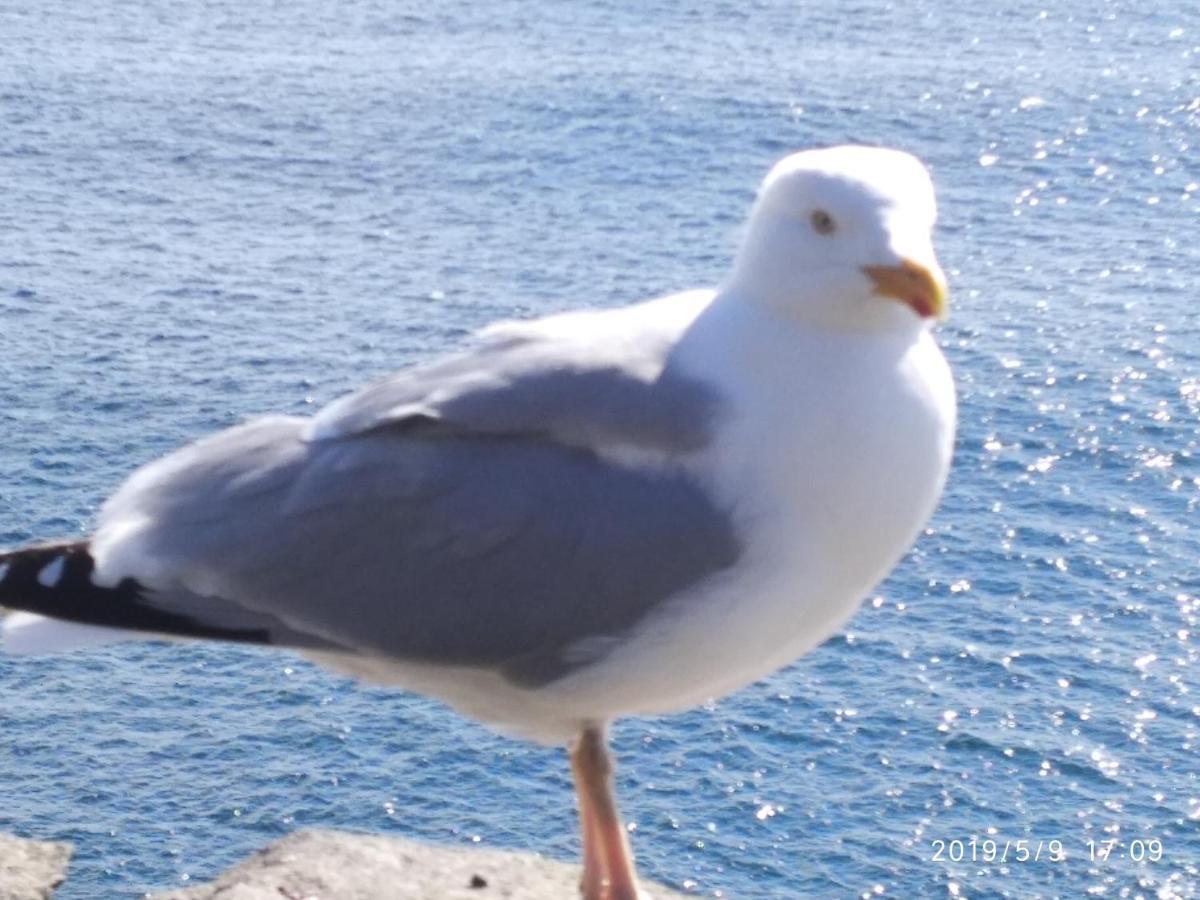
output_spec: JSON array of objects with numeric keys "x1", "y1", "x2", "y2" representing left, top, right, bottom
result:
[{"x1": 68, "y1": 293, "x2": 741, "y2": 685}]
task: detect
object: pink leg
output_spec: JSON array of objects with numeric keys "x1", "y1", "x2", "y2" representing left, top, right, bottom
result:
[
  {"x1": 570, "y1": 723, "x2": 641, "y2": 900},
  {"x1": 573, "y1": 754, "x2": 605, "y2": 899}
]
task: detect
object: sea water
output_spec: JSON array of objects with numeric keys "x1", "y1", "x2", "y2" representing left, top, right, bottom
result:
[{"x1": 1, "y1": 1, "x2": 1198, "y2": 896}]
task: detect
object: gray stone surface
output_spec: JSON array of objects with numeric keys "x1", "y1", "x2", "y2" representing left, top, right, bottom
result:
[
  {"x1": 150, "y1": 829, "x2": 692, "y2": 899},
  {"x1": 0, "y1": 833, "x2": 72, "y2": 900}
]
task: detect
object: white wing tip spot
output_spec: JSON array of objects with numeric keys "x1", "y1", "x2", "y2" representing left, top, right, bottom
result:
[
  {"x1": 37, "y1": 556, "x2": 66, "y2": 588},
  {"x1": 0, "y1": 562, "x2": 9, "y2": 582}
]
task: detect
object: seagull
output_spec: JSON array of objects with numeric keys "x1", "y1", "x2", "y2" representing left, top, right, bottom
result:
[{"x1": 0, "y1": 145, "x2": 955, "y2": 899}]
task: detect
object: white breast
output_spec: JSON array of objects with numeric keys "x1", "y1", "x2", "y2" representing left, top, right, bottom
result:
[{"x1": 545, "y1": 301, "x2": 956, "y2": 720}]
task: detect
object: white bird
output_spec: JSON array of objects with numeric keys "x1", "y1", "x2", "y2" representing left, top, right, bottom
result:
[{"x1": 0, "y1": 145, "x2": 955, "y2": 899}]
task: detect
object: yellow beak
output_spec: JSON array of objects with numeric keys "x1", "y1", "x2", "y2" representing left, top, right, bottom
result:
[{"x1": 862, "y1": 259, "x2": 948, "y2": 321}]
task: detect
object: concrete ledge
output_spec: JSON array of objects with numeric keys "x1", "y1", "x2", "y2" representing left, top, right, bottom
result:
[
  {"x1": 0, "y1": 829, "x2": 690, "y2": 899},
  {"x1": 150, "y1": 829, "x2": 691, "y2": 899},
  {"x1": 0, "y1": 833, "x2": 72, "y2": 900}
]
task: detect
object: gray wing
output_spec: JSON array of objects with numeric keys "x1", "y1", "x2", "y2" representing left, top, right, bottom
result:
[
  {"x1": 307, "y1": 297, "x2": 716, "y2": 453},
  {"x1": 92, "y1": 302, "x2": 741, "y2": 686}
]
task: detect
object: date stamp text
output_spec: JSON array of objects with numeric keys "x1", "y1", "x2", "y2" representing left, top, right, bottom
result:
[{"x1": 930, "y1": 837, "x2": 1164, "y2": 864}]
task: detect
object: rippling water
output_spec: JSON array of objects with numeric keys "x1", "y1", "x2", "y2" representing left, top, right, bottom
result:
[{"x1": 2, "y1": 1, "x2": 1198, "y2": 897}]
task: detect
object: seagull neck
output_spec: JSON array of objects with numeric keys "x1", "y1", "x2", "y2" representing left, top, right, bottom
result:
[
  {"x1": 723, "y1": 258, "x2": 935, "y2": 335},
  {"x1": 678, "y1": 289, "x2": 921, "y2": 382}
]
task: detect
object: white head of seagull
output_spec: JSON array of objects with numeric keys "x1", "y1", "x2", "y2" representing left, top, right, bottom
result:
[{"x1": 728, "y1": 145, "x2": 948, "y2": 333}]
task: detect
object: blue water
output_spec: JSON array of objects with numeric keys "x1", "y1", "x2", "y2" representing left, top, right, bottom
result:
[{"x1": 2, "y1": 1, "x2": 1198, "y2": 897}]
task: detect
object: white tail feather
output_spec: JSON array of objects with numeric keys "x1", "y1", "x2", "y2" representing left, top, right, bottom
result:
[{"x1": 1, "y1": 611, "x2": 139, "y2": 655}]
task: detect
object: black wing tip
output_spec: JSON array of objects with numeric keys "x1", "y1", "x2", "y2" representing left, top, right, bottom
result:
[
  {"x1": 0, "y1": 540, "x2": 96, "y2": 596},
  {"x1": 0, "y1": 539, "x2": 88, "y2": 564},
  {"x1": 0, "y1": 540, "x2": 272, "y2": 646}
]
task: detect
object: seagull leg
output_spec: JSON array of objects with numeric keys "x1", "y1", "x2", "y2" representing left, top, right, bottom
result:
[
  {"x1": 570, "y1": 723, "x2": 642, "y2": 900},
  {"x1": 573, "y1": 757, "x2": 605, "y2": 899}
]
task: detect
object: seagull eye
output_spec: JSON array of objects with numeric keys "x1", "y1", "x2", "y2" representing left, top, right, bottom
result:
[{"x1": 810, "y1": 209, "x2": 837, "y2": 235}]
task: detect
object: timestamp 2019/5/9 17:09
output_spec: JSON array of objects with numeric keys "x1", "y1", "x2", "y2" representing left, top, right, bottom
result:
[{"x1": 930, "y1": 837, "x2": 1165, "y2": 863}]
